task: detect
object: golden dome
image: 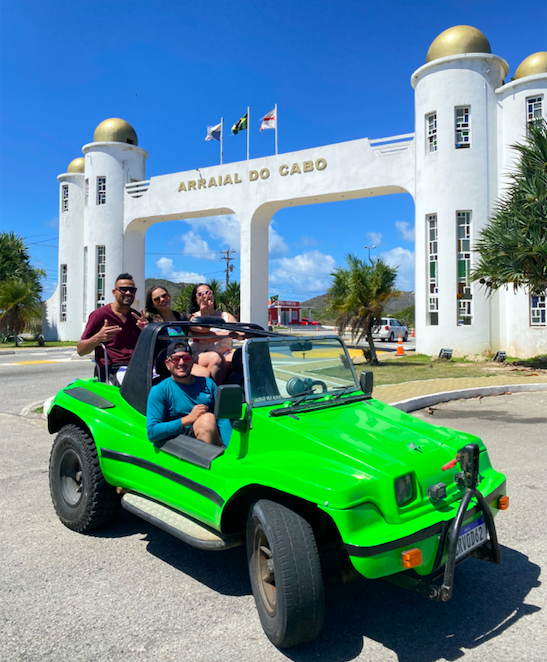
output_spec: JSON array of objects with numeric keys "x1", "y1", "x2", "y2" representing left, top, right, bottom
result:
[
  {"x1": 426, "y1": 26, "x2": 491, "y2": 63},
  {"x1": 93, "y1": 118, "x2": 138, "y2": 145},
  {"x1": 514, "y1": 52, "x2": 547, "y2": 79},
  {"x1": 67, "y1": 157, "x2": 85, "y2": 173}
]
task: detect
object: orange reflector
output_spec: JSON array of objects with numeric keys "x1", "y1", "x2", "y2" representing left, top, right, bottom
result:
[
  {"x1": 497, "y1": 495, "x2": 509, "y2": 510},
  {"x1": 401, "y1": 548, "x2": 422, "y2": 568}
]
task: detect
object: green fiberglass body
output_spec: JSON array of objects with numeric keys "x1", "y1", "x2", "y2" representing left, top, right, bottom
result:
[{"x1": 48, "y1": 322, "x2": 507, "y2": 648}]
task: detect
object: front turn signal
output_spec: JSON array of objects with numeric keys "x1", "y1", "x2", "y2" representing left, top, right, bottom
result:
[
  {"x1": 496, "y1": 495, "x2": 509, "y2": 510},
  {"x1": 401, "y1": 548, "x2": 422, "y2": 568}
]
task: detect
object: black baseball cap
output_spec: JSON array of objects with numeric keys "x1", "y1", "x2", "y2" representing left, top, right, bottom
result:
[{"x1": 166, "y1": 340, "x2": 192, "y2": 358}]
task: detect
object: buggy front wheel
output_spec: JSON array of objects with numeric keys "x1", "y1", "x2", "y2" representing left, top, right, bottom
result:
[{"x1": 247, "y1": 499, "x2": 324, "y2": 648}]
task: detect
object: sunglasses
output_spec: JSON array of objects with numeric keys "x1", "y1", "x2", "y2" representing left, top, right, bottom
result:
[
  {"x1": 153, "y1": 293, "x2": 170, "y2": 303},
  {"x1": 116, "y1": 287, "x2": 137, "y2": 294},
  {"x1": 196, "y1": 290, "x2": 213, "y2": 297},
  {"x1": 169, "y1": 354, "x2": 192, "y2": 364}
]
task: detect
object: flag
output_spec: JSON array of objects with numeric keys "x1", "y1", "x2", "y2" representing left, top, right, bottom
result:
[
  {"x1": 205, "y1": 122, "x2": 222, "y2": 141},
  {"x1": 260, "y1": 108, "x2": 276, "y2": 131},
  {"x1": 231, "y1": 112, "x2": 248, "y2": 135},
  {"x1": 270, "y1": 294, "x2": 279, "y2": 303}
]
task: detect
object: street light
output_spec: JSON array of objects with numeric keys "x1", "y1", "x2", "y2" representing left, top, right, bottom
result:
[{"x1": 364, "y1": 244, "x2": 376, "y2": 262}]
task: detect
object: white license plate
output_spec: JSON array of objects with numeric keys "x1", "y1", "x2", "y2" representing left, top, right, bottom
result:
[{"x1": 456, "y1": 516, "x2": 487, "y2": 559}]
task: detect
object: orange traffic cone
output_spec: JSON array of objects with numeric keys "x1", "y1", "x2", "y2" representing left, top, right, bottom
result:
[
  {"x1": 396, "y1": 335, "x2": 405, "y2": 356},
  {"x1": 410, "y1": 327, "x2": 415, "y2": 338}
]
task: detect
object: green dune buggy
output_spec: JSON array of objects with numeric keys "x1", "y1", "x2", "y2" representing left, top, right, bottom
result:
[{"x1": 48, "y1": 321, "x2": 507, "y2": 648}]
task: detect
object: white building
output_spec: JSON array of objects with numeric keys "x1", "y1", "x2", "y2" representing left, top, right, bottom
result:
[{"x1": 44, "y1": 26, "x2": 547, "y2": 358}]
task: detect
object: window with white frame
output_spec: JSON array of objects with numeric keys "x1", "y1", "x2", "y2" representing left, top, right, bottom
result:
[
  {"x1": 291, "y1": 310, "x2": 298, "y2": 321},
  {"x1": 85, "y1": 178, "x2": 89, "y2": 206},
  {"x1": 62, "y1": 185, "x2": 69, "y2": 212},
  {"x1": 455, "y1": 106, "x2": 471, "y2": 148},
  {"x1": 527, "y1": 96, "x2": 543, "y2": 132},
  {"x1": 427, "y1": 214, "x2": 439, "y2": 325},
  {"x1": 97, "y1": 177, "x2": 106, "y2": 205},
  {"x1": 426, "y1": 113, "x2": 437, "y2": 153},
  {"x1": 457, "y1": 211, "x2": 473, "y2": 325},
  {"x1": 531, "y1": 292, "x2": 546, "y2": 326},
  {"x1": 60, "y1": 264, "x2": 68, "y2": 322},
  {"x1": 96, "y1": 246, "x2": 106, "y2": 308}
]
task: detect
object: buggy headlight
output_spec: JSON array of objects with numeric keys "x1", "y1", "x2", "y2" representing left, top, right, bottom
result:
[{"x1": 395, "y1": 474, "x2": 414, "y2": 506}]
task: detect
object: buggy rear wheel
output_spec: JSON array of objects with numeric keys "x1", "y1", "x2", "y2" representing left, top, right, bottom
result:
[{"x1": 49, "y1": 424, "x2": 119, "y2": 532}]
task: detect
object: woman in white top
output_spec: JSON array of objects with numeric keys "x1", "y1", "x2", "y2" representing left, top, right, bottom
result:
[{"x1": 189, "y1": 283, "x2": 237, "y2": 384}]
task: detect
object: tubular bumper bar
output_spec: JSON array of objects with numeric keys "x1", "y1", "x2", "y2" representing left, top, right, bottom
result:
[{"x1": 388, "y1": 444, "x2": 502, "y2": 602}]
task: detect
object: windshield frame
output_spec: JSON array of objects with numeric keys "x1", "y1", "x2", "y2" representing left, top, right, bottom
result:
[{"x1": 242, "y1": 335, "x2": 361, "y2": 409}]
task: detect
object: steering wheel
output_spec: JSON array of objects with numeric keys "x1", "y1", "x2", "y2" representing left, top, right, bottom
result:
[{"x1": 286, "y1": 378, "x2": 328, "y2": 396}]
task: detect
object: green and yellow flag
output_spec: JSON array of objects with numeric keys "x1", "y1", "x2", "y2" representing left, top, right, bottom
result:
[{"x1": 231, "y1": 112, "x2": 248, "y2": 135}]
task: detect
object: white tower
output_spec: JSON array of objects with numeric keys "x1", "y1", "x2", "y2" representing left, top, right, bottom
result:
[
  {"x1": 495, "y1": 52, "x2": 547, "y2": 357},
  {"x1": 82, "y1": 119, "x2": 148, "y2": 317},
  {"x1": 412, "y1": 26, "x2": 509, "y2": 357},
  {"x1": 43, "y1": 157, "x2": 85, "y2": 341}
]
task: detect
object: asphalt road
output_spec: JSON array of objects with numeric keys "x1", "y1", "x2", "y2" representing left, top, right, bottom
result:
[{"x1": 1, "y1": 364, "x2": 545, "y2": 661}]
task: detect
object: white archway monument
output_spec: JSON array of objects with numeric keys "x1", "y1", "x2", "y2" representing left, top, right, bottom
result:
[{"x1": 124, "y1": 135, "x2": 416, "y2": 329}]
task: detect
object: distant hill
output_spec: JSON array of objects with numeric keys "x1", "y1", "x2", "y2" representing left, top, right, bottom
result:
[
  {"x1": 301, "y1": 291, "x2": 415, "y2": 315},
  {"x1": 144, "y1": 278, "x2": 194, "y2": 300}
]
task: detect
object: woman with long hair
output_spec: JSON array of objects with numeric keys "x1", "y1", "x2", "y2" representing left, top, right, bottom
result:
[
  {"x1": 189, "y1": 283, "x2": 237, "y2": 384},
  {"x1": 144, "y1": 285, "x2": 188, "y2": 323}
]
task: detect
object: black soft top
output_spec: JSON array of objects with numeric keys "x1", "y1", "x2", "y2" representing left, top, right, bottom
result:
[{"x1": 120, "y1": 319, "x2": 283, "y2": 415}]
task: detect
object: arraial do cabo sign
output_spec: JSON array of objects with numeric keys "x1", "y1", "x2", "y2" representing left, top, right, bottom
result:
[{"x1": 178, "y1": 158, "x2": 328, "y2": 191}]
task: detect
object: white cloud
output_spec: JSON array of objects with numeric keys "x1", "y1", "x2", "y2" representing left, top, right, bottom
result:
[
  {"x1": 395, "y1": 221, "x2": 415, "y2": 242},
  {"x1": 366, "y1": 232, "x2": 382, "y2": 246},
  {"x1": 181, "y1": 214, "x2": 289, "y2": 258},
  {"x1": 47, "y1": 217, "x2": 59, "y2": 229},
  {"x1": 155, "y1": 257, "x2": 205, "y2": 283},
  {"x1": 180, "y1": 230, "x2": 215, "y2": 260},
  {"x1": 299, "y1": 235, "x2": 318, "y2": 248},
  {"x1": 269, "y1": 250, "x2": 336, "y2": 295},
  {"x1": 379, "y1": 247, "x2": 415, "y2": 291}
]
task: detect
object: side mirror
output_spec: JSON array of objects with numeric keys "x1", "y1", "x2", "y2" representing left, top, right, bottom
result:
[
  {"x1": 214, "y1": 384, "x2": 243, "y2": 420},
  {"x1": 360, "y1": 370, "x2": 373, "y2": 396}
]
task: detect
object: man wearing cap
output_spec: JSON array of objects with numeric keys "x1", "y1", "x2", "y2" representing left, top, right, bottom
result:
[{"x1": 146, "y1": 340, "x2": 231, "y2": 447}]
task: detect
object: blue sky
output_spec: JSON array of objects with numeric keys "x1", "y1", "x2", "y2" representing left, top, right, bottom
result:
[{"x1": 1, "y1": 0, "x2": 546, "y2": 303}]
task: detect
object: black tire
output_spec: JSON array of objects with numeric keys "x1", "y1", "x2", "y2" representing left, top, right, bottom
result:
[
  {"x1": 403, "y1": 332, "x2": 408, "y2": 341},
  {"x1": 389, "y1": 333, "x2": 394, "y2": 342},
  {"x1": 247, "y1": 499, "x2": 324, "y2": 648},
  {"x1": 49, "y1": 424, "x2": 119, "y2": 532}
]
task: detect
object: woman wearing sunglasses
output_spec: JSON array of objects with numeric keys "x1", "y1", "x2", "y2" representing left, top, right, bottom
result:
[
  {"x1": 144, "y1": 286, "x2": 189, "y2": 323},
  {"x1": 189, "y1": 283, "x2": 238, "y2": 384}
]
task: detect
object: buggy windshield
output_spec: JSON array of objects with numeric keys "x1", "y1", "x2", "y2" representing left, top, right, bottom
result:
[{"x1": 246, "y1": 337, "x2": 360, "y2": 407}]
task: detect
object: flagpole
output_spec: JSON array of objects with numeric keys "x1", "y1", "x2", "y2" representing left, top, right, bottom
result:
[
  {"x1": 275, "y1": 103, "x2": 278, "y2": 155},
  {"x1": 247, "y1": 106, "x2": 250, "y2": 161},
  {"x1": 220, "y1": 117, "x2": 224, "y2": 165}
]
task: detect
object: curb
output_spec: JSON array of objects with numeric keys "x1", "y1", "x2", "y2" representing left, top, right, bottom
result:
[
  {"x1": 390, "y1": 383, "x2": 547, "y2": 413},
  {"x1": 0, "y1": 347, "x2": 76, "y2": 355}
]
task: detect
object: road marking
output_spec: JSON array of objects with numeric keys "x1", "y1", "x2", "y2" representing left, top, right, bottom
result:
[{"x1": 2, "y1": 358, "x2": 75, "y2": 366}]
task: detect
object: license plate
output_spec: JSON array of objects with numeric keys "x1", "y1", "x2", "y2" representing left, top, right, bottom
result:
[{"x1": 456, "y1": 516, "x2": 487, "y2": 559}]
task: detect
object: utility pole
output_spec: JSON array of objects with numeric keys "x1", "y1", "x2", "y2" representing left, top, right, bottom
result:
[{"x1": 219, "y1": 249, "x2": 237, "y2": 288}]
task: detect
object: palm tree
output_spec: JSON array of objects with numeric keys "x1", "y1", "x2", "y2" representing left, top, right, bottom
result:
[
  {"x1": 472, "y1": 119, "x2": 547, "y2": 295},
  {"x1": 0, "y1": 277, "x2": 43, "y2": 346},
  {"x1": 0, "y1": 231, "x2": 44, "y2": 293},
  {"x1": 328, "y1": 254, "x2": 399, "y2": 365},
  {"x1": 218, "y1": 281, "x2": 240, "y2": 318},
  {"x1": 172, "y1": 284, "x2": 194, "y2": 315}
]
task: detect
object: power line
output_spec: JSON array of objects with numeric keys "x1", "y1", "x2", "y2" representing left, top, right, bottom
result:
[{"x1": 219, "y1": 249, "x2": 237, "y2": 288}]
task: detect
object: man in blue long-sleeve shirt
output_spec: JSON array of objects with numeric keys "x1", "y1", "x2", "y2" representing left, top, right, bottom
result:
[{"x1": 147, "y1": 340, "x2": 231, "y2": 447}]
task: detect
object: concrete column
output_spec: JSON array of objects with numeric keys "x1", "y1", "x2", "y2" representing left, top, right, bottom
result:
[
  {"x1": 239, "y1": 207, "x2": 273, "y2": 329},
  {"x1": 123, "y1": 224, "x2": 146, "y2": 310}
]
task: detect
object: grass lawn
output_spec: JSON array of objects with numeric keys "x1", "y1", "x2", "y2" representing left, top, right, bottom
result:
[{"x1": 320, "y1": 354, "x2": 504, "y2": 386}]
